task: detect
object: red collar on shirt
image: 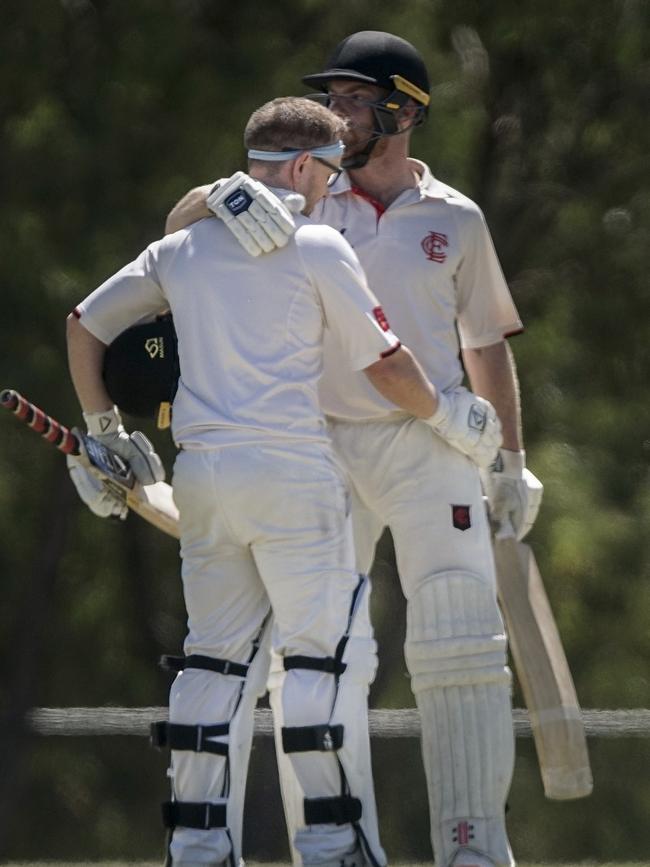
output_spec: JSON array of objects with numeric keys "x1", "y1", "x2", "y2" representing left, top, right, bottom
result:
[{"x1": 351, "y1": 185, "x2": 387, "y2": 219}]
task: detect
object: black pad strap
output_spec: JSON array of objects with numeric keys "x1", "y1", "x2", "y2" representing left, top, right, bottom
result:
[
  {"x1": 282, "y1": 724, "x2": 344, "y2": 754},
  {"x1": 304, "y1": 795, "x2": 362, "y2": 826},
  {"x1": 151, "y1": 721, "x2": 229, "y2": 755},
  {"x1": 160, "y1": 653, "x2": 249, "y2": 678},
  {"x1": 162, "y1": 800, "x2": 227, "y2": 830},
  {"x1": 283, "y1": 655, "x2": 347, "y2": 675}
]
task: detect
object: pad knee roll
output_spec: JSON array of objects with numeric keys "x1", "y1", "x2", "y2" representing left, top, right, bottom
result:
[{"x1": 406, "y1": 568, "x2": 510, "y2": 692}]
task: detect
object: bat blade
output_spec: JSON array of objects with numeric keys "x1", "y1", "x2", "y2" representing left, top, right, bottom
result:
[
  {"x1": 124, "y1": 479, "x2": 179, "y2": 539},
  {"x1": 493, "y1": 537, "x2": 593, "y2": 800},
  {"x1": 2, "y1": 388, "x2": 180, "y2": 540}
]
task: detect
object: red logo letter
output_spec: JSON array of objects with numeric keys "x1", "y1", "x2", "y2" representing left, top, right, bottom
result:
[{"x1": 421, "y1": 231, "x2": 448, "y2": 263}]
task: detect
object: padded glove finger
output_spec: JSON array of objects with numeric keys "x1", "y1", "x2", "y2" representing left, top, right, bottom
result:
[
  {"x1": 66, "y1": 455, "x2": 128, "y2": 520},
  {"x1": 83, "y1": 407, "x2": 166, "y2": 486},
  {"x1": 207, "y1": 171, "x2": 297, "y2": 257}
]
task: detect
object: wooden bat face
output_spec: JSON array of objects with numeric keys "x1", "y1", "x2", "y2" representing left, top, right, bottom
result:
[
  {"x1": 1, "y1": 388, "x2": 180, "y2": 539},
  {"x1": 493, "y1": 537, "x2": 593, "y2": 800}
]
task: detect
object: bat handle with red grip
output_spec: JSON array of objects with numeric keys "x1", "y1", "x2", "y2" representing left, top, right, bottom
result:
[{"x1": 0, "y1": 389, "x2": 81, "y2": 456}]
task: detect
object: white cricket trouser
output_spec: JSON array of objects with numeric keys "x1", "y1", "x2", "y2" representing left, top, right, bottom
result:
[
  {"x1": 273, "y1": 417, "x2": 515, "y2": 867},
  {"x1": 166, "y1": 441, "x2": 382, "y2": 867}
]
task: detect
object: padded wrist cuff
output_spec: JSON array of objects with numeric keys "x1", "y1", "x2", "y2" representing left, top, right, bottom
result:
[
  {"x1": 83, "y1": 406, "x2": 123, "y2": 437},
  {"x1": 495, "y1": 448, "x2": 525, "y2": 476},
  {"x1": 425, "y1": 389, "x2": 450, "y2": 428}
]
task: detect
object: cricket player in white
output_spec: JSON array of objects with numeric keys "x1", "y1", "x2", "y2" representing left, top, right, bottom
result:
[
  {"x1": 167, "y1": 31, "x2": 544, "y2": 867},
  {"x1": 66, "y1": 96, "x2": 502, "y2": 867}
]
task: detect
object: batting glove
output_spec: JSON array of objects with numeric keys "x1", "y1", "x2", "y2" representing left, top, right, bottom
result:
[
  {"x1": 207, "y1": 172, "x2": 302, "y2": 257},
  {"x1": 424, "y1": 386, "x2": 502, "y2": 469},
  {"x1": 66, "y1": 456, "x2": 128, "y2": 520},
  {"x1": 481, "y1": 448, "x2": 544, "y2": 541},
  {"x1": 83, "y1": 407, "x2": 165, "y2": 486}
]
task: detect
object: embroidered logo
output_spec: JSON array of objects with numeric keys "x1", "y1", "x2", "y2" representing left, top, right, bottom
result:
[
  {"x1": 144, "y1": 336, "x2": 165, "y2": 360},
  {"x1": 225, "y1": 188, "x2": 252, "y2": 216},
  {"x1": 452, "y1": 505, "x2": 472, "y2": 531},
  {"x1": 467, "y1": 402, "x2": 487, "y2": 432},
  {"x1": 451, "y1": 820, "x2": 475, "y2": 845},
  {"x1": 372, "y1": 306, "x2": 391, "y2": 332},
  {"x1": 421, "y1": 231, "x2": 448, "y2": 263}
]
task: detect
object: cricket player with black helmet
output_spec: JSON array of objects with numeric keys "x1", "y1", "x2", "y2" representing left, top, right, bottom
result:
[{"x1": 164, "y1": 29, "x2": 546, "y2": 867}]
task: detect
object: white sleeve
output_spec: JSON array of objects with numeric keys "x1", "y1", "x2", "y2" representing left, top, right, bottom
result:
[
  {"x1": 74, "y1": 242, "x2": 169, "y2": 344},
  {"x1": 297, "y1": 225, "x2": 400, "y2": 370},
  {"x1": 455, "y1": 205, "x2": 523, "y2": 348}
]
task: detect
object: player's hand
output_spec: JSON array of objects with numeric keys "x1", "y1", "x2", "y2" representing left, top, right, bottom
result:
[
  {"x1": 207, "y1": 172, "x2": 303, "y2": 257},
  {"x1": 66, "y1": 455, "x2": 128, "y2": 520},
  {"x1": 425, "y1": 386, "x2": 502, "y2": 469},
  {"x1": 83, "y1": 407, "x2": 165, "y2": 486},
  {"x1": 481, "y1": 449, "x2": 543, "y2": 540}
]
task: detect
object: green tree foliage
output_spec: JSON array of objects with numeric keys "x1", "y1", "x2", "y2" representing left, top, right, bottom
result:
[{"x1": 1, "y1": 0, "x2": 649, "y2": 860}]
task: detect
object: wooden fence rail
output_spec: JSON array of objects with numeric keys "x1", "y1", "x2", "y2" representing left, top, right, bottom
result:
[{"x1": 27, "y1": 707, "x2": 650, "y2": 738}]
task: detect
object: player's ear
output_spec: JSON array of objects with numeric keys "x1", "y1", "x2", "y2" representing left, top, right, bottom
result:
[
  {"x1": 291, "y1": 153, "x2": 311, "y2": 185},
  {"x1": 397, "y1": 102, "x2": 419, "y2": 130}
]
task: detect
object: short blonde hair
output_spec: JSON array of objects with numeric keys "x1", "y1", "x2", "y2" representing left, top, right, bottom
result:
[{"x1": 244, "y1": 96, "x2": 345, "y2": 156}]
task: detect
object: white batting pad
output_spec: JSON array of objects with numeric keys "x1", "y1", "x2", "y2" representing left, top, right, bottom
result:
[
  {"x1": 168, "y1": 623, "x2": 271, "y2": 866},
  {"x1": 268, "y1": 586, "x2": 385, "y2": 867},
  {"x1": 405, "y1": 570, "x2": 515, "y2": 867}
]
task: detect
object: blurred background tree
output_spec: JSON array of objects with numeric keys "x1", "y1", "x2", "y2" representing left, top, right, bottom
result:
[{"x1": 1, "y1": 0, "x2": 649, "y2": 861}]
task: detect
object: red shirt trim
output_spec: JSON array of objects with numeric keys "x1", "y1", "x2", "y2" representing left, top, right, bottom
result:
[
  {"x1": 351, "y1": 185, "x2": 386, "y2": 219},
  {"x1": 380, "y1": 341, "x2": 401, "y2": 359}
]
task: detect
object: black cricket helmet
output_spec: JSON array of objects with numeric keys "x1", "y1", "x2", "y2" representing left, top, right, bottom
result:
[
  {"x1": 303, "y1": 30, "x2": 430, "y2": 141},
  {"x1": 103, "y1": 314, "x2": 179, "y2": 429}
]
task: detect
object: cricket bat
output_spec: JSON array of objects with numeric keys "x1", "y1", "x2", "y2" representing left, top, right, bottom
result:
[
  {"x1": 493, "y1": 536, "x2": 593, "y2": 799},
  {"x1": 1, "y1": 388, "x2": 180, "y2": 539}
]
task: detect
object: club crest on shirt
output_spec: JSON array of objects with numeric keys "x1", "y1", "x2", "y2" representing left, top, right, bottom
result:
[
  {"x1": 421, "y1": 231, "x2": 448, "y2": 263},
  {"x1": 451, "y1": 504, "x2": 471, "y2": 531}
]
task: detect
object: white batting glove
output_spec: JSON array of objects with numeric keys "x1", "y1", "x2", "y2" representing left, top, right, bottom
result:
[
  {"x1": 66, "y1": 456, "x2": 128, "y2": 520},
  {"x1": 83, "y1": 407, "x2": 165, "y2": 486},
  {"x1": 207, "y1": 172, "x2": 302, "y2": 257},
  {"x1": 481, "y1": 448, "x2": 544, "y2": 541},
  {"x1": 424, "y1": 386, "x2": 502, "y2": 469}
]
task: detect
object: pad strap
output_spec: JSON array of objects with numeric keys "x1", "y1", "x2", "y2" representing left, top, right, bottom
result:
[
  {"x1": 282, "y1": 724, "x2": 344, "y2": 753},
  {"x1": 151, "y1": 721, "x2": 230, "y2": 756},
  {"x1": 160, "y1": 653, "x2": 249, "y2": 678},
  {"x1": 304, "y1": 795, "x2": 362, "y2": 825},
  {"x1": 283, "y1": 655, "x2": 347, "y2": 675},
  {"x1": 162, "y1": 800, "x2": 227, "y2": 830}
]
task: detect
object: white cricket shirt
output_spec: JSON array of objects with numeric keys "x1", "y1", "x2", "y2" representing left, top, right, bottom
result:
[
  {"x1": 76, "y1": 189, "x2": 399, "y2": 448},
  {"x1": 313, "y1": 159, "x2": 523, "y2": 420}
]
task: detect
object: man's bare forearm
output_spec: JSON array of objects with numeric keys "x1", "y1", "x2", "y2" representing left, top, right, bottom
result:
[
  {"x1": 462, "y1": 340, "x2": 522, "y2": 450},
  {"x1": 364, "y1": 346, "x2": 437, "y2": 419},
  {"x1": 165, "y1": 184, "x2": 213, "y2": 234},
  {"x1": 66, "y1": 314, "x2": 113, "y2": 413}
]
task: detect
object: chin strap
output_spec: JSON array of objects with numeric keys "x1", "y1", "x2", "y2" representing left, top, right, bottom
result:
[{"x1": 342, "y1": 136, "x2": 381, "y2": 169}]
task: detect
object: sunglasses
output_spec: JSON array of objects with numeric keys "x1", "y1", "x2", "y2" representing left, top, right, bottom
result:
[{"x1": 312, "y1": 155, "x2": 343, "y2": 187}]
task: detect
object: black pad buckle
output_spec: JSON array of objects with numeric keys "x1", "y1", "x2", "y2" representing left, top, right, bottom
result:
[
  {"x1": 283, "y1": 655, "x2": 347, "y2": 675},
  {"x1": 150, "y1": 720, "x2": 229, "y2": 755},
  {"x1": 282, "y1": 724, "x2": 344, "y2": 753},
  {"x1": 162, "y1": 800, "x2": 227, "y2": 830},
  {"x1": 304, "y1": 795, "x2": 362, "y2": 826},
  {"x1": 159, "y1": 653, "x2": 249, "y2": 678}
]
